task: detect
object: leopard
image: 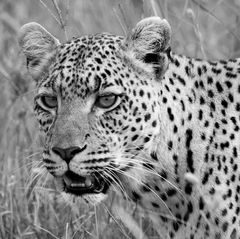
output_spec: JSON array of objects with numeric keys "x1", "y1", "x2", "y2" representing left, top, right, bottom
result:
[{"x1": 18, "y1": 17, "x2": 240, "y2": 238}]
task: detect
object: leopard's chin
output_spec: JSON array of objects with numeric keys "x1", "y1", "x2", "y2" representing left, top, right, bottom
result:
[
  {"x1": 60, "y1": 190, "x2": 108, "y2": 205},
  {"x1": 81, "y1": 193, "x2": 108, "y2": 204}
]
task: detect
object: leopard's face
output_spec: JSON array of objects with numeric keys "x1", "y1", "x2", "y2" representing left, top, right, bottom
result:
[
  {"x1": 19, "y1": 17, "x2": 240, "y2": 238},
  {"x1": 19, "y1": 18, "x2": 171, "y2": 203}
]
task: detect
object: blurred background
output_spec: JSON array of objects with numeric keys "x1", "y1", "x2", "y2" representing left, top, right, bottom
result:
[{"x1": 1, "y1": 0, "x2": 240, "y2": 238}]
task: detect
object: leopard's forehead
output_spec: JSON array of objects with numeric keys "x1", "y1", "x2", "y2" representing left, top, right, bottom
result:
[
  {"x1": 43, "y1": 33, "x2": 125, "y2": 100},
  {"x1": 58, "y1": 33, "x2": 124, "y2": 58}
]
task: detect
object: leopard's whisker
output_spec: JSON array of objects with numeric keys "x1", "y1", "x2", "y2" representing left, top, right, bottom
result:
[
  {"x1": 108, "y1": 155, "x2": 184, "y2": 199},
  {"x1": 107, "y1": 165, "x2": 176, "y2": 220},
  {"x1": 101, "y1": 168, "x2": 131, "y2": 201},
  {"x1": 106, "y1": 152, "x2": 182, "y2": 197}
]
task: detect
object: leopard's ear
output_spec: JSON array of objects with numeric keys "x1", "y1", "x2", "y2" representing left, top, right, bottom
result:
[
  {"x1": 18, "y1": 22, "x2": 60, "y2": 80},
  {"x1": 123, "y1": 17, "x2": 171, "y2": 79}
]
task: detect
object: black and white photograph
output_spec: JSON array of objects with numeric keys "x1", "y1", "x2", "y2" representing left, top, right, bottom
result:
[{"x1": 0, "y1": 0, "x2": 240, "y2": 238}]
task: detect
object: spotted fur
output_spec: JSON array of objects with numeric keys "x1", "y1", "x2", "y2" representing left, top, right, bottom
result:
[{"x1": 18, "y1": 17, "x2": 240, "y2": 238}]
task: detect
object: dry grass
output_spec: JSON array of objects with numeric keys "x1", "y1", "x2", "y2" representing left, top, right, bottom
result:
[{"x1": 1, "y1": 0, "x2": 240, "y2": 238}]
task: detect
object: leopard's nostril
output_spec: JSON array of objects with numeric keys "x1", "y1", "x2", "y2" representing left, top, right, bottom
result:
[
  {"x1": 52, "y1": 145, "x2": 87, "y2": 163},
  {"x1": 52, "y1": 147, "x2": 66, "y2": 160}
]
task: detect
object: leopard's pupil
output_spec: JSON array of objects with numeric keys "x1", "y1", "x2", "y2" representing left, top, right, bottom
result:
[
  {"x1": 43, "y1": 96, "x2": 57, "y2": 108},
  {"x1": 97, "y1": 95, "x2": 116, "y2": 108}
]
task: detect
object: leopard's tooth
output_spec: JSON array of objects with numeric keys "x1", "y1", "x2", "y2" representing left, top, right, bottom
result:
[
  {"x1": 71, "y1": 183, "x2": 86, "y2": 187},
  {"x1": 85, "y1": 176, "x2": 93, "y2": 187}
]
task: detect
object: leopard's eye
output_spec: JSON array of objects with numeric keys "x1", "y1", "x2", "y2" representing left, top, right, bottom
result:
[
  {"x1": 40, "y1": 95, "x2": 58, "y2": 108},
  {"x1": 95, "y1": 94, "x2": 118, "y2": 109}
]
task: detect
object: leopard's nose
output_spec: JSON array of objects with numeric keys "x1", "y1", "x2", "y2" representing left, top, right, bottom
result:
[{"x1": 52, "y1": 145, "x2": 87, "y2": 163}]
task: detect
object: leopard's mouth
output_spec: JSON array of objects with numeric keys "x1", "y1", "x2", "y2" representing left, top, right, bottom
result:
[{"x1": 62, "y1": 171, "x2": 110, "y2": 196}]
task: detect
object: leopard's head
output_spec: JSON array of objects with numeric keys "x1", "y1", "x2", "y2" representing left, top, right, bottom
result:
[{"x1": 18, "y1": 17, "x2": 171, "y2": 204}]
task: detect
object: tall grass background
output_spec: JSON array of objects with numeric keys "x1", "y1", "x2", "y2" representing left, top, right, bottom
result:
[{"x1": 1, "y1": 0, "x2": 240, "y2": 238}]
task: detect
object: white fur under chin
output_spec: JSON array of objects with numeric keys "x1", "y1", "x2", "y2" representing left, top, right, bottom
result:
[
  {"x1": 82, "y1": 193, "x2": 108, "y2": 204},
  {"x1": 61, "y1": 191, "x2": 107, "y2": 205}
]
